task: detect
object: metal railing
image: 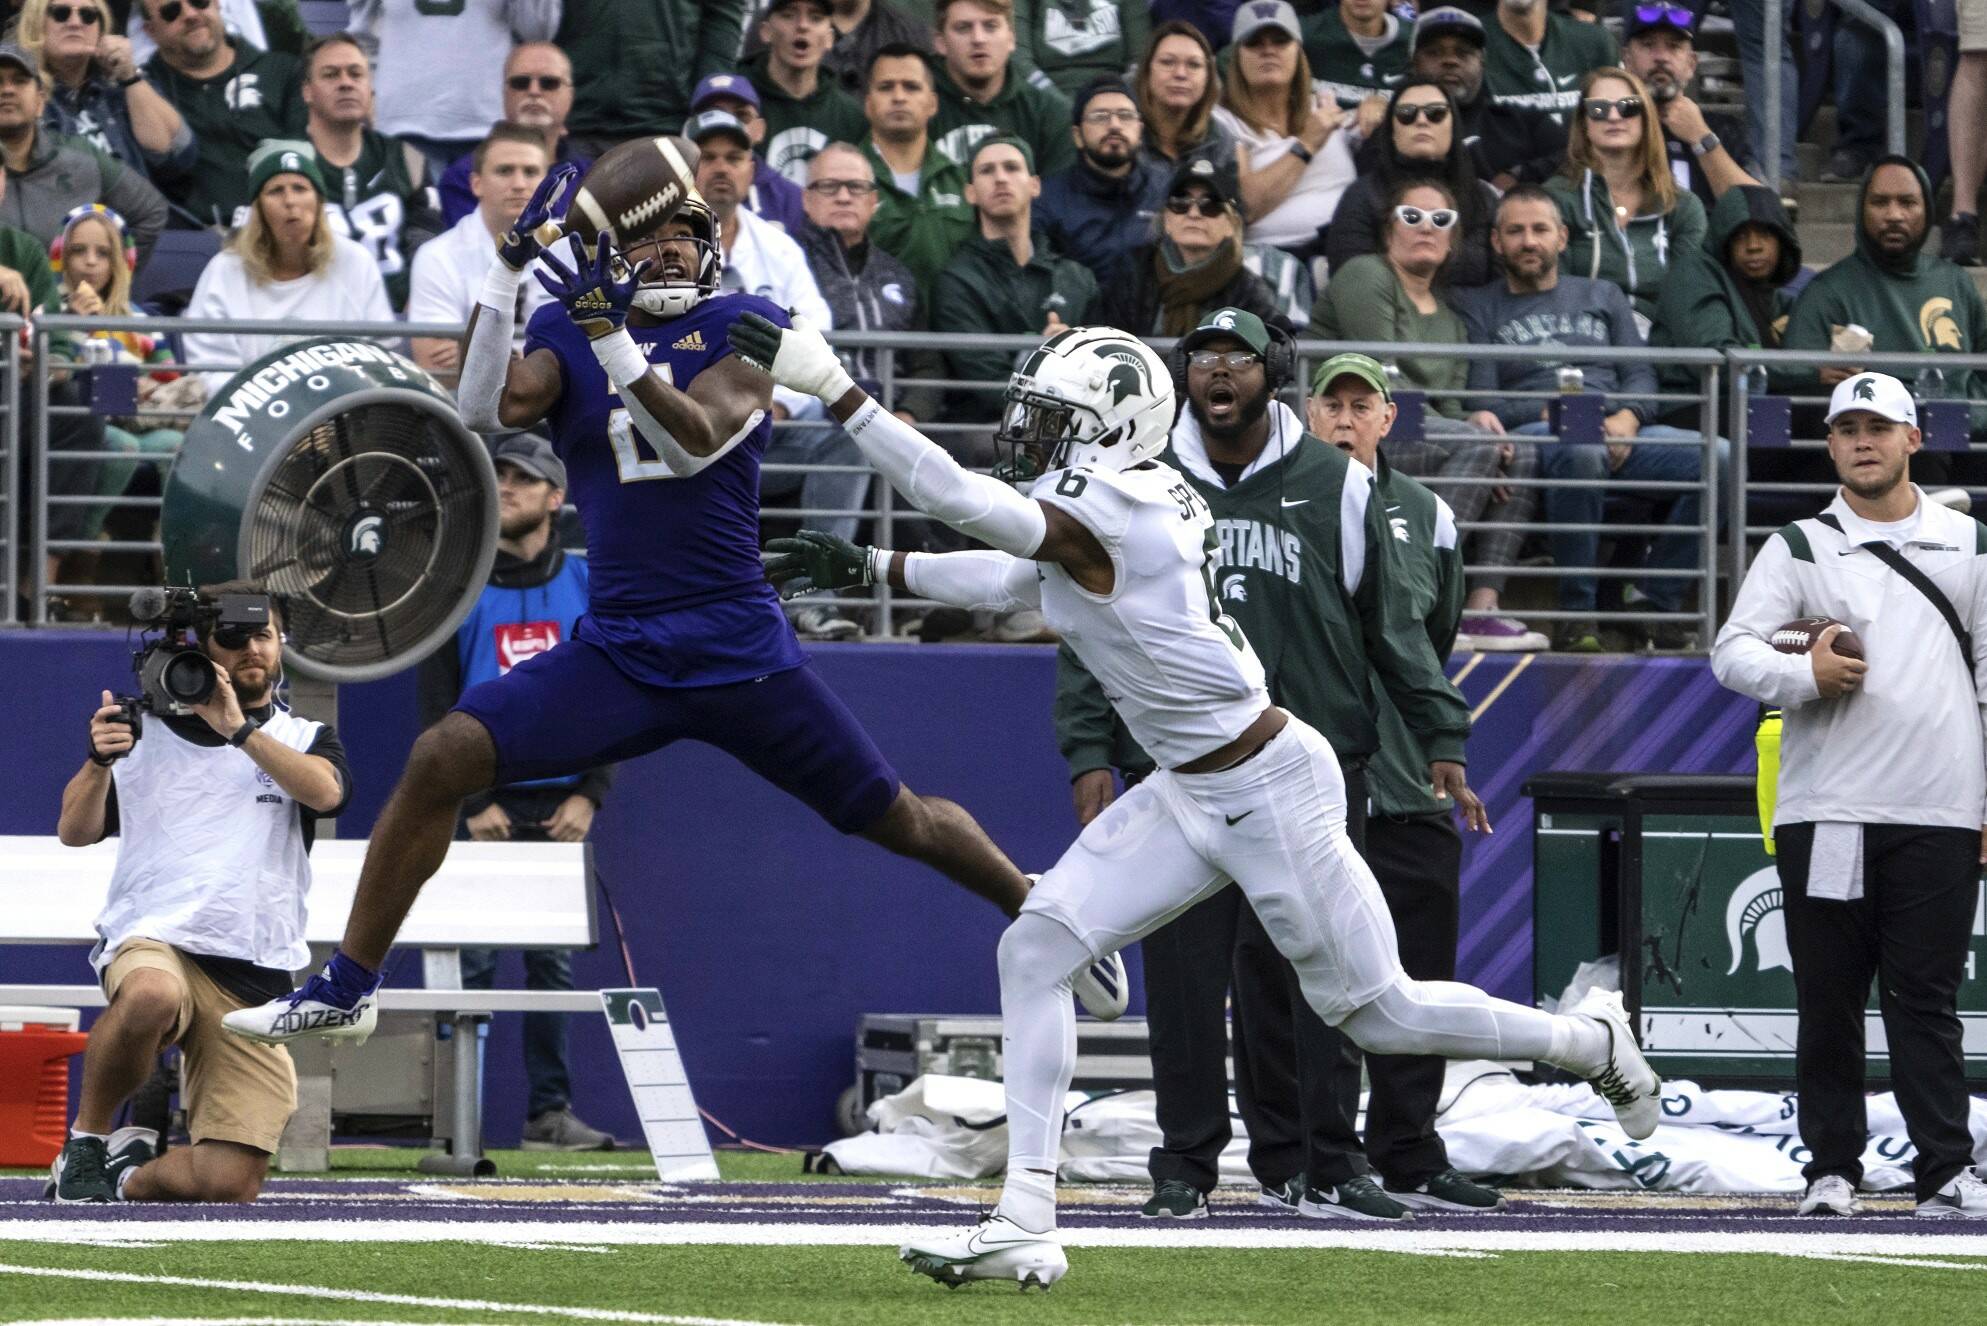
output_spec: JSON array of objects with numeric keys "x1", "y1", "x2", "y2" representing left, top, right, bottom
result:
[
  {"x1": 1763, "y1": 0, "x2": 1906, "y2": 193},
  {"x1": 10, "y1": 318, "x2": 1982, "y2": 652}
]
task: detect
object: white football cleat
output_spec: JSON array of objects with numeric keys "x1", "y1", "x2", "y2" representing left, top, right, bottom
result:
[
  {"x1": 1572, "y1": 988, "x2": 1662, "y2": 1140},
  {"x1": 900, "y1": 1214, "x2": 1068, "y2": 1291},
  {"x1": 1073, "y1": 952, "x2": 1128, "y2": 1021},
  {"x1": 223, "y1": 984, "x2": 378, "y2": 1045}
]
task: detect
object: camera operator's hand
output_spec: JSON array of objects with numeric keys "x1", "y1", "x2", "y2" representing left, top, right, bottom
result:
[
  {"x1": 466, "y1": 802, "x2": 513, "y2": 841},
  {"x1": 541, "y1": 794, "x2": 595, "y2": 843},
  {"x1": 89, "y1": 689, "x2": 134, "y2": 762},
  {"x1": 191, "y1": 661, "x2": 247, "y2": 738}
]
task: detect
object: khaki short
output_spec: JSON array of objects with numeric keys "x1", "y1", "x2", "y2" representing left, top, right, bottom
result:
[
  {"x1": 102, "y1": 939, "x2": 297, "y2": 1153},
  {"x1": 1963, "y1": 0, "x2": 1987, "y2": 52}
]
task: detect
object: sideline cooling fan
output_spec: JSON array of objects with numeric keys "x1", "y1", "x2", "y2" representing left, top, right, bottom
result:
[{"x1": 161, "y1": 338, "x2": 498, "y2": 681}]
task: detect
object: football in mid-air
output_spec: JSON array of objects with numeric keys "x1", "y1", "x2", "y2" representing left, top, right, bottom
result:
[
  {"x1": 560, "y1": 135, "x2": 700, "y2": 252},
  {"x1": 1771, "y1": 616, "x2": 1866, "y2": 660}
]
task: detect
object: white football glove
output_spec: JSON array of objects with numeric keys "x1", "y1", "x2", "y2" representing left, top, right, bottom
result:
[{"x1": 730, "y1": 311, "x2": 855, "y2": 405}]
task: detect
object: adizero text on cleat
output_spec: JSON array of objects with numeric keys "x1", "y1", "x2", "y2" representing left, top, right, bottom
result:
[{"x1": 223, "y1": 986, "x2": 378, "y2": 1045}]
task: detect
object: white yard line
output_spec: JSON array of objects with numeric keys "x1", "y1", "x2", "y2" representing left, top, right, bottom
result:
[
  {"x1": 0, "y1": 1264, "x2": 792, "y2": 1326},
  {"x1": 6, "y1": 1220, "x2": 1987, "y2": 1259}
]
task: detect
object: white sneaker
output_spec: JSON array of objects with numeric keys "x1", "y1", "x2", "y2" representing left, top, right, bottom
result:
[
  {"x1": 1072, "y1": 952, "x2": 1128, "y2": 1021},
  {"x1": 1798, "y1": 1174, "x2": 1862, "y2": 1215},
  {"x1": 900, "y1": 1214, "x2": 1067, "y2": 1290},
  {"x1": 1571, "y1": 988, "x2": 1662, "y2": 1140},
  {"x1": 222, "y1": 985, "x2": 378, "y2": 1045},
  {"x1": 1916, "y1": 1168, "x2": 1987, "y2": 1218}
]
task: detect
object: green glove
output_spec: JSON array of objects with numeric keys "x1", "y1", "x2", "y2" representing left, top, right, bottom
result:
[{"x1": 763, "y1": 529, "x2": 881, "y2": 600}]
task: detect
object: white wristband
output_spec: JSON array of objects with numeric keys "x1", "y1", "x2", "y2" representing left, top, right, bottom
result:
[
  {"x1": 866, "y1": 548, "x2": 891, "y2": 586},
  {"x1": 478, "y1": 262, "x2": 524, "y2": 312},
  {"x1": 589, "y1": 329, "x2": 649, "y2": 387}
]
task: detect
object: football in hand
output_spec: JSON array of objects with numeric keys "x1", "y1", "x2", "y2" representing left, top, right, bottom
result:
[
  {"x1": 559, "y1": 136, "x2": 701, "y2": 252},
  {"x1": 1770, "y1": 616, "x2": 1866, "y2": 660}
]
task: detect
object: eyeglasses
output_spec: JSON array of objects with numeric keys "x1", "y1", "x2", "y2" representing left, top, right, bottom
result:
[
  {"x1": 1393, "y1": 204, "x2": 1458, "y2": 230},
  {"x1": 48, "y1": 4, "x2": 103, "y2": 25},
  {"x1": 1188, "y1": 350, "x2": 1261, "y2": 371},
  {"x1": 1583, "y1": 96, "x2": 1645, "y2": 120},
  {"x1": 1392, "y1": 102, "x2": 1450, "y2": 125},
  {"x1": 507, "y1": 74, "x2": 569, "y2": 92},
  {"x1": 1081, "y1": 108, "x2": 1141, "y2": 126},
  {"x1": 1633, "y1": 4, "x2": 1695, "y2": 30},
  {"x1": 805, "y1": 179, "x2": 878, "y2": 197},
  {"x1": 1166, "y1": 194, "x2": 1224, "y2": 217},
  {"x1": 153, "y1": 0, "x2": 209, "y2": 23}
]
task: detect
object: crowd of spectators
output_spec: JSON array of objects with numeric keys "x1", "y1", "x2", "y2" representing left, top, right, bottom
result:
[{"x1": 10, "y1": 0, "x2": 1987, "y2": 650}]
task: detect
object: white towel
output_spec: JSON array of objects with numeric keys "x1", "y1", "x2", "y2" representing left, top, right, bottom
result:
[{"x1": 1808, "y1": 821, "x2": 1865, "y2": 901}]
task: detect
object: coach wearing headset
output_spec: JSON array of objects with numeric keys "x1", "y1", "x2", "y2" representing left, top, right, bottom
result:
[{"x1": 1055, "y1": 313, "x2": 1484, "y2": 1223}]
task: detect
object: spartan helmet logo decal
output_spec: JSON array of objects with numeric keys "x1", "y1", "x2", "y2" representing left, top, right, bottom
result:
[
  {"x1": 1725, "y1": 868, "x2": 1791, "y2": 976},
  {"x1": 1920, "y1": 297, "x2": 1964, "y2": 351},
  {"x1": 1100, "y1": 346, "x2": 1153, "y2": 406},
  {"x1": 1853, "y1": 376, "x2": 1877, "y2": 402},
  {"x1": 1221, "y1": 573, "x2": 1247, "y2": 601}
]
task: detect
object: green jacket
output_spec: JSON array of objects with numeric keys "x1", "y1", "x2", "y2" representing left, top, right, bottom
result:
[
  {"x1": 1054, "y1": 411, "x2": 1472, "y2": 779},
  {"x1": 556, "y1": 0, "x2": 747, "y2": 140},
  {"x1": 1300, "y1": 7, "x2": 1412, "y2": 110},
  {"x1": 861, "y1": 137, "x2": 973, "y2": 314},
  {"x1": 1366, "y1": 455, "x2": 1465, "y2": 816},
  {"x1": 1012, "y1": 0, "x2": 1150, "y2": 98},
  {"x1": 0, "y1": 222, "x2": 65, "y2": 315},
  {"x1": 930, "y1": 229, "x2": 1096, "y2": 416},
  {"x1": 1783, "y1": 155, "x2": 1987, "y2": 421},
  {"x1": 1650, "y1": 184, "x2": 1802, "y2": 403},
  {"x1": 1547, "y1": 169, "x2": 1707, "y2": 323},
  {"x1": 1482, "y1": 13, "x2": 1616, "y2": 127},
  {"x1": 929, "y1": 60, "x2": 1076, "y2": 176},
  {"x1": 1310, "y1": 254, "x2": 1470, "y2": 419},
  {"x1": 740, "y1": 52, "x2": 869, "y2": 184},
  {"x1": 142, "y1": 43, "x2": 304, "y2": 229}
]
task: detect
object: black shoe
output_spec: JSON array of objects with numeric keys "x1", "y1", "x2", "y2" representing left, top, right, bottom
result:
[
  {"x1": 1640, "y1": 620, "x2": 1698, "y2": 652},
  {"x1": 1257, "y1": 1175, "x2": 1304, "y2": 1212},
  {"x1": 1822, "y1": 146, "x2": 1872, "y2": 183},
  {"x1": 1384, "y1": 1168, "x2": 1508, "y2": 1212},
  {"x1": 1553, "y1": 619, "x2": 1603, "y2": 653},
  {"x1": 1943, "y1": 214, "x2": 1982, "y2": 266},
  {"x1": 1140, "y1": 1178, "x2": 1209, "y2": 1218},
  {"x1": 1297, "y1": 1174, "x2": 1412, "y2": 1221},
  {"x1": 46, "y1": 1136, "x2": 114, "y2": 1203}
]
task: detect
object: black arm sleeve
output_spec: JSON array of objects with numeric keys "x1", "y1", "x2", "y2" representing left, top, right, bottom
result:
[
  {"x1": 415, "y1": 637, "x2": 463, "y2": 731},
  {"x1": 573, "y1": 764, "x2": 617, "y2": 806},
  {"x1": 305, "y1": 722, "x2": 354, "y2": 819}
]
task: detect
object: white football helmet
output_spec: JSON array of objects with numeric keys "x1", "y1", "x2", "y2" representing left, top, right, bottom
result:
[
  {"x1": 993, "y1": 327, "x2": 1174, "y2": 484},
  {"x1": 618, "y1": 194, "x2": 723, "y2": 318}
]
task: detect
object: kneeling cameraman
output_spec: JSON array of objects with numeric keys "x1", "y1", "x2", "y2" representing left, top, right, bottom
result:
[{"x1": 49, "y1": 581, "x2": 351, "y2": 1203}]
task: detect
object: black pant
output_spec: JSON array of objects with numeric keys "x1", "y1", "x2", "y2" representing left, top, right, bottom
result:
[{"x1": 1776, "y1": 820, "x2": 1979, "y2": 1202}]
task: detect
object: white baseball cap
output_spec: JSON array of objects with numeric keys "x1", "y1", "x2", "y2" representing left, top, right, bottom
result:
[
  {"x1": 1824, "y1": 371, "x2": 1918, "y2": 427},
  {"x1": 1232, "y1": 0, "x2": 1302, "y2": 45}
]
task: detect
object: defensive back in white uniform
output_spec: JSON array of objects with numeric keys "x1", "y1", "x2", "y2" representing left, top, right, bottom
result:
[{"x1": 728, "y1": 312, "x2": 1665, "y2": 1291}]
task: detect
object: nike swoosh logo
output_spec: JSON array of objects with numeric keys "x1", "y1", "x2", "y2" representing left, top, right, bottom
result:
[
  {"x1": 1280, "y1": 498, "x2": 1310, "y2": 508},
  {"x1": 1386, "y1": 505, "x2": 1401, "y2": 512},
  {"x1": 1225, "y1": 810, "x2": 1254, "y2": 826}
]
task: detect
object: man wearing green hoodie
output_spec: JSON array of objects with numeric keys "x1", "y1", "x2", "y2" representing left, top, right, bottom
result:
[
  {"x1": 743, "y1": 0, "x2": 870, "y2": 184},
  {"x1": 1784, "y1": 156, "x2": 1987, "y2": 453},
  {"x1": 929, "y1": 0, "x2": 1076, "y2": 175},
  {"x1": 1012, "y1": 0, "x2": 1150, "y2": 98},
  {"x1": 859, "y1": 44, "x2": 975, "y2": 314}
]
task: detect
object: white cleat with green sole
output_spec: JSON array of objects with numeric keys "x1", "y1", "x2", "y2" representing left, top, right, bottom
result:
[{"x1": 900, "y1": 1215, "x2": 1068, "y2": 1291}]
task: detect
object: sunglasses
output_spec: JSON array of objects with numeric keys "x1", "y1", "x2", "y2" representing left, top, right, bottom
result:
[
  {"x1": 1392, "y1": 102, "x2": 1450, "y2": 125},
  {"x1": 1166, "y1": 194, "x2": 1224, "y2": 217},
  {"x1": 507, "y1": 74, "x2": 569, "y2": 92},
  {"x1": 153, "y1": 0, "x2": 209, "y2": 23},
  {"x1": 48, "y1": 4, "x2": 102, "y2": 24},
  {"x1": 1633, "y1": 3, "x2": 1695, "y2": 29},
  {"x1": 1583, "y1": 96, "x2": 1645, "y2": 120},
  {"x1": 805, "y1": 178, "x2": 878, "y2": 197},
  {"x1": 1393, "y1": 204, "x2": 1458, "y2": 230}
]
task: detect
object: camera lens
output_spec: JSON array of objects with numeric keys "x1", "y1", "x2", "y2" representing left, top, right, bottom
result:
[{"x1": 159, "y1": 649, "x2": 216, "y2": 706}]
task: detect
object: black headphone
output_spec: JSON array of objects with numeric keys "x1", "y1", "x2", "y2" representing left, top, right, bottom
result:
[{"x1": 1167, "y1": 319, "x2": 1297, "y2": 400}]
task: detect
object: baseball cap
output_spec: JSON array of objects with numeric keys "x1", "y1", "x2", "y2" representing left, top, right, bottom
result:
[
  {"x1": 1825, "y1": 371, "x2": 1918, "y2": 427},
  {"x1": 1180, "y1": 307, "x2": 1274, "y2": 358},
  {"x1": 1231, "y1": 0, "x2": 1301, "y2": 46},
  {"x1": 690, "y1": 73, "x2": 761, "y2": 113},
  {"x1": 683, "y1": 109, "x2": 753, "y2": 148},
  {"x1": 1411, "y1": 6, "x2": 1486, "y2": 51},
  {"x1": 1071, "y1": 76, "x2": 1136, "y2": 123},
  {"x1": 968, "y1": 133, "x2": 1035, "y2": 176},
  {"x1": 1625, "y1": 2, "x2": 1696, "y2": 41},
  {"x1": 492, "y1": 433, "x2": 567, "y2": 490},
  {"x1": 1167, "y1": 155, "x2": 1239, "y2": 207},
  {"x1": 1310, "y1": 352, "x2": 1392, "y2": 401},
  {"x1": 0, "y1": 43, "x2": 37, "y2": 79},
  {"x1": 246, "y1": 139, "x2": 325, "y2": 199}
]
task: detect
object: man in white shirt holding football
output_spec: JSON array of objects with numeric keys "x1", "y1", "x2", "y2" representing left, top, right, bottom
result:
[{"x1": 734, "y1": 310, "x2": 1664, "y2": 1288}]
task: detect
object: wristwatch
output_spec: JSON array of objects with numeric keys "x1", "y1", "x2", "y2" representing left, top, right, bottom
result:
[
  {"x1": 228, "y1": 718, "x2": 261, "y2": 748},
  {"x1": 1691, "y1": 131, "x2": 1720, "y2": 158},
  {"x1": 1288, "y1": 140, "x2": 1314, "y2": 165}
]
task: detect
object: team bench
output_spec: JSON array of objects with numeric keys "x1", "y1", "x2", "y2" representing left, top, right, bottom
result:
[{"x1": 0, "y1": 834, "x2": 598, "y2": 1175}]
